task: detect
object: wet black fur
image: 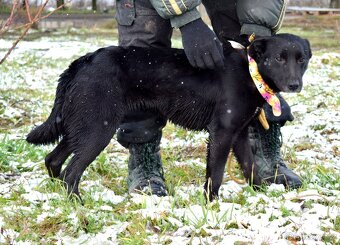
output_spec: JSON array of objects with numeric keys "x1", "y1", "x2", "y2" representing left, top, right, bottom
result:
[{"x1": 27, "y1": 34, "x2": 311, "y2": 200}]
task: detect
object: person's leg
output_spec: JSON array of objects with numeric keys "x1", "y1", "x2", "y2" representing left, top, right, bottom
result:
[
  {"x1": 116, "y1": 0, "x2": 172, "y2": 48},
  {"x1": 117, "y1": 111, "x2": 167, "y2": 196},
  {"x1": 116, "y1": 0, "x2": 172, "y2": 196},
  {"x1": 203, "y1": 0, "x2": 302, "y2": 189}
]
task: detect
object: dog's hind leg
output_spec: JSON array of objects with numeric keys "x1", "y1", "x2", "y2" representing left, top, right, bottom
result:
[
  {"x1": 59, "y1": 125, "x2": 116, "y2": 197},
  {"x1": 45, "y1": 138, "x2": 72, "y2": 178},
  {"x1": 204, "y1": 128, "x2": 233, "y2": 201}
]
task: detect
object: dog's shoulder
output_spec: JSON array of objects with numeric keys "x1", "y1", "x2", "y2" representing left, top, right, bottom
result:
[{"x1": 222, "y1": 43, "x2": 248, "y2": 72}]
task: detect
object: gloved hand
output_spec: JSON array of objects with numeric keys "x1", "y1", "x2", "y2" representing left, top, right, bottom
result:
[{"x1": 180, "y1": 18, "x2": 224, "y2": 69}]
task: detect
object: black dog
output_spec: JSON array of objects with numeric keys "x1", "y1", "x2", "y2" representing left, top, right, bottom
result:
[{"x1": 27, "y1": 34, "x2": 311, "y2": 200}]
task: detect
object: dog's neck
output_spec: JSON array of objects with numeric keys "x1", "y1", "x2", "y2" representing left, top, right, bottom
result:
[{"x1": 226, "y1": 39, "x2": 282, "y2": 117}]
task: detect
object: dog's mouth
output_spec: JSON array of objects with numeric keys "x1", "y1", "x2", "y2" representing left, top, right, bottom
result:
[
  {"x1": 284, "y1": 80, "x2": 302, "y2": 93},
  {"x1": 288, "y1": 86, "x2": 302, "y2": 93}
]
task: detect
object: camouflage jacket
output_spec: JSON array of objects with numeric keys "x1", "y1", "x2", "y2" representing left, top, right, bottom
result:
[
  {"x1": 150, "y1": 0, "x2": 287, "y2": 35},
  {"x1": 116, "y1": 0, "x2": 287, "y2": 36}
]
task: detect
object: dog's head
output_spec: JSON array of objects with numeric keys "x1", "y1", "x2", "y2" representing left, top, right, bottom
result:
[{"x1": 248, "y1": 34, "x2": 312, "y2": 93}]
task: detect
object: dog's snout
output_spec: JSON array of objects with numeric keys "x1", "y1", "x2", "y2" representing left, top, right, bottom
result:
[{"x1": 288, "y1": 80, "x2": 301, "y2": 92}]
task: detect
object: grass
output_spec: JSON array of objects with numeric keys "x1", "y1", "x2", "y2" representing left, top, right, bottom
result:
[
  {"x1": 0, "y1": 135, "x2": 48, "y2": 172},
  {"x1": 282, "y1": 15, "x2": 340, "y2": 52},
  {"x1": 0, "y1": 15, "x2": 339, "y2": 243}
]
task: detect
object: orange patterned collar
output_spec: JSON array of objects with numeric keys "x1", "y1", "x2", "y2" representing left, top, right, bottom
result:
[{"x1": 247, "y1": 34, "x2": 281, "y2": 117}]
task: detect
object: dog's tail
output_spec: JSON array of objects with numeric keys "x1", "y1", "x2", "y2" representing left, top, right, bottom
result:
[
  {"x1": 26, "y1": 51, "x2": 95, "y2": 145},
  {"x1": 26, "y1": 82, "x2": 65, "y2": 145}
]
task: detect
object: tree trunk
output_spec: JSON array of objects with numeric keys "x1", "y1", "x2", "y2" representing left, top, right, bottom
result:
[
  {"x1": 330, "y1": 0, "x2": 340, "y2": 8},
  {"x1": 92, "y1": 0, "x2": 97, "y2": 11}
]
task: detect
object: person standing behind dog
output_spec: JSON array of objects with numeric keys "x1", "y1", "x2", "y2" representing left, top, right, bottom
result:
[{"x1": 115, "y1": 0, "x2": 302, "y2": 196}]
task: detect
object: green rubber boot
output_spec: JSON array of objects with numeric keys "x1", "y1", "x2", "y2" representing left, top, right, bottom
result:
[
  {"x1": 248, "y1": 123, "x2": 276, "y2": 186},
  {"x1": 126, "y1": 133, "x2": 167, "y2": 196},
  {"x1": 249, "y1": 120, "x2": 302, "y2": 189},
  {"x1": 259, "y1": 121, "x2": 302, "y2": 189}
]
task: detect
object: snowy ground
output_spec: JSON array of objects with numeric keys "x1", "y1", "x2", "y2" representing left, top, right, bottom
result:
[{"x1": 0, "y1": 30, "x2": 339, "y2": 244}]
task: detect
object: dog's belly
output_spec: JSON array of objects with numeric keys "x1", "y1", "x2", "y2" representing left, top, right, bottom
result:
[
  {"x1": 169, "y1": 116, "x2": 207, "y2": 131},
  {"x1": 167, "y1": 99, "x2": 215, "y2": 130}
]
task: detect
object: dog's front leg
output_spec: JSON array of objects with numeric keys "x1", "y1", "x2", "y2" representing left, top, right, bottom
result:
[{"x1": 205, "y1": 128, "x2": 233, "y2": 201}]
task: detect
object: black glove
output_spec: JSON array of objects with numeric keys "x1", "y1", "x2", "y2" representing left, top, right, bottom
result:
[
  {"x1": 180, "y1": 18, "x2": 224, "y2": 69},
  {"x1": 263, "y1": 93, "x2": 294, "y2": 126}
]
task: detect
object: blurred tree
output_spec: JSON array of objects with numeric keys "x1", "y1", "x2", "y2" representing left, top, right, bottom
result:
[
  {"x1": 57, "y1": 0, "x2": 65, "y2": 10},
  {"x1": 92, "y1": 0, "x2": 97, "y2": 11},
  {"x1": 1, "y1": 0, "x2": 64, "y2": 64},
  {"x1": 330, "y1": 0, "x2": 340, "y2": 8}
]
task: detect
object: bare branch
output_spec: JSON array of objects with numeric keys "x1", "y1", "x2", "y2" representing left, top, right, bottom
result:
[
  {"x1": 0, "y1": 23, "x2": 32, "y2": 64},
  {"x1": 25, "y1": 0, "x2": 32, "y2": 23},
  {"x1": 34, "y1": 0, "x2": 50, "y2": 21},
  {"x1": 39, "y1": 4, "x2": 67, "y2": 21},
  {"x1": 0, "y1": 0, "x2": 19, "y2": 35},
  {"x1": 14, "y1": 4, "x2": 67, "y2": 30},
  {"x1": 0, "y1": 0, "x2": 66, "y2": 65}
]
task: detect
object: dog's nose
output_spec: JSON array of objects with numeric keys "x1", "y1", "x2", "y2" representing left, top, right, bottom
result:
[
  {"x1": 288, "y1": 84, "x2": 299, "y2": 91},
  {"x1": 288, "y1": 80, "x2": 300, "y2": 92}
]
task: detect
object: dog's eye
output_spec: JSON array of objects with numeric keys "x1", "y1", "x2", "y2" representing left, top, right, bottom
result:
[
  {"x1": 275, "y1": 57, "x2": 284, "y2": 63},
  {"x1": 297, "y1": 58, "x2": 305, "y2": 64}
]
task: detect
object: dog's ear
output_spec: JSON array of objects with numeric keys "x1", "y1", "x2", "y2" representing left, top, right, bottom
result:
[
  {"x1": 303, "y1": 38, "x2": 312, "y2": 59},
  {"x1": 248, "y1": 38, "x2": 267, "y2": 60}
]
